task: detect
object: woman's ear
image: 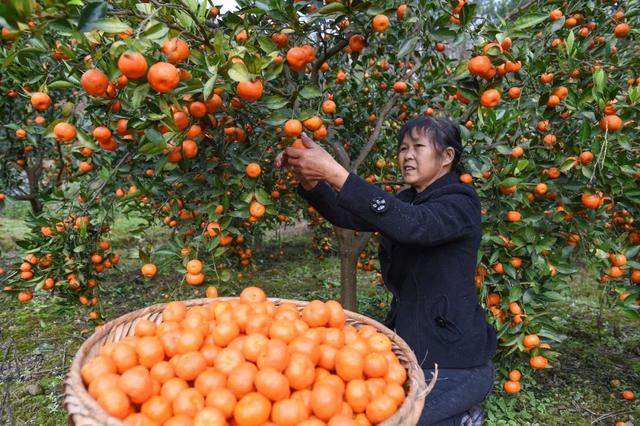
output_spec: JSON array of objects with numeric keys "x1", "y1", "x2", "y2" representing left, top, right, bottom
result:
[{"x1": 442, "y1": 147, "x2": 455, "y2": 168}]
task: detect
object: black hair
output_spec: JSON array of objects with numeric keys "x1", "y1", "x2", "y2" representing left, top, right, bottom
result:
[{"x1": 397, "y1": 116, "x2": 463, "y2": 174}]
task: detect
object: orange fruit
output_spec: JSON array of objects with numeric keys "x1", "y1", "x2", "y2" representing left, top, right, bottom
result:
[
  {"x1": 246, "y1": 163, "x2": 262, "y2": 178},
  {"x1": 480, "y1": 89, "x2": 501, "y2": 107},
  {"x1": 53, "y1": 122, "x2": 77, "y2": 142},
  {"x1": 213, "y1": 321, "x2": 241, "y2": 347},
  {"x1": 215, "y1": 348, "x2": 245, "y2": 376},
  {"x1": 81, "y1": 355, "x2": 117, "y2": 385},
  {"x1": 237, "y1": 80, "x2": 264, "y2": 102},
  {"x1": 227, "y1": 361, "x2": 258, "y2": 399},
  {"x1": 549, "y1": 9, "x2": 563, "y2": 21},
  {"x1": 163, "y1": 301, "x2": 188, "y2": 322},
  {"x1": 365, "y1": 394, "x2": 396, "y2": 423},
  {"x1": 284, "y1": 119, "x2": 303, "y2": 137},
  {"x1": 311, "y1": 383, "x2": 342, "y2": 421},
  {"x1": 234, "y1": 392, "x2": 271, "y2": 426},
  {"x1": 523, "y1": 334, "x2": 540, "y2": 349},
  {"x1": 147, "y1": 62, "x2": 180, "y2": 93},
  {"x1": 372, "y1": 15, "x2": 389, "y2": 32},
  {"x1": 468, "y1": 55, "x2": 492, "y2": 76},
  {"x1": 97, "y1": 387, "x2": 131, "y2": 419},
  {"x1": 257, "y1": 339, "x2": 289, "y2": 372},
  {"x1": 81, "y1": 68, "x2": 109, "y2": 96},
  {"x1": 173, "y1": 388, "x2": 205, "y2": 417},
  {"x1": 271, "y1": 398, "x2": 308, "y2": 425},
  {"x1": 141, "y1": 395, "x2": 173, "y2": 424},
  {"x1": 529, "y1": 355, "x2": 548, "y2": 369},
  {"x1": 161, "y1": 378, "x2": 189, "y2": 402},
  {"x1": 348, "y1": 34, "x2": 365, "y2": 53},
  {"x1": 182, "y1": 139, "x2": 198, "y2": 158},
  {"x1": 396, "y1": 4, "x2": 407, "y2": 20},
  {"x1": 255, "y1": 368, "x2": 291, "y2": 402},
  {"x1": 118, "y1": 365, "x2": 154, "y2": 404},
  {"x1": 285, "y1": 353, "x2": 316, "y2": 390},
  {"x1": 175, "y1": 350, "x2": 207, "y2": 380},
  {"x1": 206, "y1": 387, "x2": 237, "y2": 418},
  {"x1": 286, "y1": 47, "x2": 308, "y2": 72},
  {"x1": 240, "y1": 286, "x2": 266, "y2": 304},
  {"x1": 161, "y1": 38, "x2": 190, "y2": 64},
  {"x1": 301, "y1": 300, "x2": 329, "y2": 327},
  {"x1": 508, "y1": 370, "x2": 521, "y2": 382},
  {"x1": 621, "y1": 390, "x2": 635, "y2": 401},
  {"x1": 363, "y1": 352, "x2": 388, "y2": 378},
  {"x1": 31, "y1": 92, "x2": 52, "y2": 110},
  {"x1": 503, "y1": 380, "x2": 521, "y2": 394},
  {"x1": 88, "y1": 373, "x2": 120, "y2": 399},
  {"x1": 112, "y1": 342, "x2": 138, "y2": 373},
  {"x1": 118, "y1": 52, "x2": 148, "y2": 79},
  {"x1": 335, "y1": 347, "x2": 364, "y2": 382},
  {"x1": 614, "y1": 23, "x2": 630, "y2": 38},
  {"x1": 141, "y1": 263, "x2": 157, "y2": 278},
  {"x1": 193, "y1": 407, "x2": 227, "y2": 426},
  {"x1": 150, "y1": 361, "x2": 175, "y2": 384},
  {"x1": 599, "y1": 114, "x2": 623, "y2": 132}
]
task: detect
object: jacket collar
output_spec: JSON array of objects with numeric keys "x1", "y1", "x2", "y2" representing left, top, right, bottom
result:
[{"x1": 399, "y1": 170, "x2": 460, "y2": 204}]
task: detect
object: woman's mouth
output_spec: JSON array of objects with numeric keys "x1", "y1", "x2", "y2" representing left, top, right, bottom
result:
[{"x1": 403, "y1": 165, "x2": 416, "y2": 173}]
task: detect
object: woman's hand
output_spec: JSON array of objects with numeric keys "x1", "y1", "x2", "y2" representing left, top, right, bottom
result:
[
  {"x1": 275, "y1": 144, "x2": 318, "y2": 191},
  {"x1": 284, "y1": 133, "x2": 349, "y2": 191}
]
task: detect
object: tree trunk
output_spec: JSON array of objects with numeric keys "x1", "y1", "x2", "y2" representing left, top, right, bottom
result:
[{"x1": 333, "y1": 226, "x2": 371, "y2": 311}]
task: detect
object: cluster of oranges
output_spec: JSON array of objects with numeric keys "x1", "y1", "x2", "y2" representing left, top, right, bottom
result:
[{"x1": 81, "y1": 287, "x2": 408, "y2": 425}]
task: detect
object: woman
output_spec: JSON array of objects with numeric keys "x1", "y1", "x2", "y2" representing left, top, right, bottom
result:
[{"x1": 277, "y1": 116, "x2": 496, "y2": 425}]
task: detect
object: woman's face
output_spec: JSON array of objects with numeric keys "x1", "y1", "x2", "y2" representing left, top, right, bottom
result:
[{"x1": 398, "y1": 129, "x2": 454, "y2": 192}]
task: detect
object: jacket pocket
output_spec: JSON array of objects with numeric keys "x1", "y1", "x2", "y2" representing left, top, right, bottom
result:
[{"x1": 429, "y1": 294, "x2": 463, "y2": 344}]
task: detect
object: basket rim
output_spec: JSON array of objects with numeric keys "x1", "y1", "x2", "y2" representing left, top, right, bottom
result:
[{"x1": 64, "y1": 297, "x2": 433, "y2": 425}]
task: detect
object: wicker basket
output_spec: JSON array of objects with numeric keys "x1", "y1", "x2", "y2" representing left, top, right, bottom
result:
[{"x1": 64, "y1": 297, "x2": 437, "y2": 425}]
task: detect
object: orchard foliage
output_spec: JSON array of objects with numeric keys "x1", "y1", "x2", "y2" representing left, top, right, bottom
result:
[{"x1": 0, "y1": 0, "x2": 639, "y2": 388}]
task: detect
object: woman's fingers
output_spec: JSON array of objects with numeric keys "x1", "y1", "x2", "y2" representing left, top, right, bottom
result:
[
  {"x1": 275, "y1": 151, "x2": 285, "y2": 168},
  {"x1": 300, "y1": 132, "x2": 316, "y2": 148}
]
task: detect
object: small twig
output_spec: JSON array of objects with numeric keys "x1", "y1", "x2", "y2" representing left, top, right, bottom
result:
[
  {"x1": 176, "y1": 0, "x2": 213, "y2": 48},
  {"x1": 311, "y1": 38, "x2": 349, "y2": 84}
]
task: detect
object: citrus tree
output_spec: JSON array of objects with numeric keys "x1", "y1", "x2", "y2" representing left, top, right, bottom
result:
[{"x1": 1, "y1": 0, "x2": 639, "y2": 391}]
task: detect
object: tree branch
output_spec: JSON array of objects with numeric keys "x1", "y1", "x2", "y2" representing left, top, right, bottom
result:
[
  {"x1": 326, "y1": 131, "x2": 350, "y2": 168},
  {"x1": 350, "y1": 58, "x2": 422, "y2": 173},
  {"x1": 177, "y1": 0, "x2": 213, "y2": 49},
  {"x1": 505, "y1": 0, "x2": 537, "y2": 20},
  {"x1": 311, "y1": 38, "x2": 349, "y2": 84}
]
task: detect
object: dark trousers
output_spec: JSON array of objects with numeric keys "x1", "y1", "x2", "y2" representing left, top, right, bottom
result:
[{"x1": 417, "y1": 361, "x2": 495, "y2": 426}]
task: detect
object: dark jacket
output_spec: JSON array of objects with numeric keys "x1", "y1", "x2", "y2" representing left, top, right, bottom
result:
[{"x1": 298, "y1": 171, "x2": 496, "y2": 369}]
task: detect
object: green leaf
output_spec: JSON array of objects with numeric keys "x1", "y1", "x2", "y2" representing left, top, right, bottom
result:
[
  {"x1": 145, "y1": 128, "x2": 164, "y2": 144},
  {"x1": 91, "y1": 19, "x2": 132, "y2": 34},
  {"x1": 219, "y1": 269, "x2": 232, "y2": 282},
  {"x1": 258, "y1": 36, "x2": 277, "y2": 53},
  {"x1": 228, "y1": 62, "x2": 252, "y2": 82},
  {"x1": 317, "y1": 2, "x2": 347, "y2": 14},
  {"x1": 299, "y1": 85, "x2": 322, "y2": 99},
  {"x1": 203, "y1": 68, "x2": 218, "y2": 100},
  {"x1": 48, "y1": 80, "x2": 75, "y2": 90},
  {"x1": 131, "y1": 83, "x2": 150, "y2": 109},
  {"x1": 397, "y1": 37, "x2": 418, "y2": 59},
  {"x1": 550, "y1": 16, "x2": 565, "y2": 32},
  {"x1": 254, "y1": 188, "x2": 271, "y2": 205},
  {"x1": 565, "y1": 30, "x2": 575, "y2": 57},
  {"x1": 263, "y1": 95, "x2": 289, "y2": 109},
  {"x1": 512, "y1": 14, "x2": 547, "y2": 30},
  {"x1": 77, "y1": 1, "x2": 107, "y2": 32},
  {"x1": 142, "y1": 22, "x2": 169, "y2": 40}
]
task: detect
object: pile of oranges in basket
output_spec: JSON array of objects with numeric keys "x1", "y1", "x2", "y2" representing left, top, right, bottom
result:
[{"x1": 80, "y1": 287, "x2": 408, "y2": 425}]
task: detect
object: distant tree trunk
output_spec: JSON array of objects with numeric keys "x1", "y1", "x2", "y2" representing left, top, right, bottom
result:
[
  {"x1": 13, "y1": 159, "x2": 44, "y2": 215},
  {"x1": 334, "y1": 226, "x2": 371, "y2": 311}
]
